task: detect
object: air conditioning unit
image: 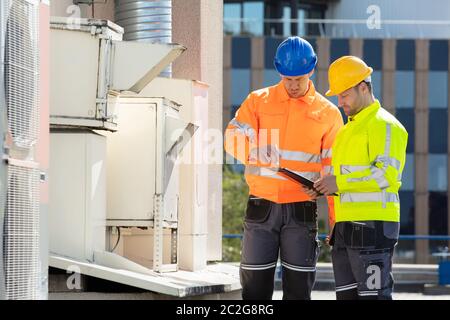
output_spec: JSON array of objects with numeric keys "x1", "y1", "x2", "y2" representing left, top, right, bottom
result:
[
  {"x1": 49, "y1": 130, "x2": 106, "y2": 263},
  {"x1": 49, "y1": 17, "x2": 185, "y2": 131},
  {"x1": 105, "y1": 97, "x2": 193, "y2": 272},
  {"x1": 139, "y1": 77, "x2": 210, "y2": 271},
  {"x1": 0, "y1": 0, "x2": 42, "y2": 300}
]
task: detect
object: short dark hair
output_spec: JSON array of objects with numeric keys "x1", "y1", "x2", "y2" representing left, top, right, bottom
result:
[{"x1": 355, "y1": 81, "x2": 372, "y2": 94}]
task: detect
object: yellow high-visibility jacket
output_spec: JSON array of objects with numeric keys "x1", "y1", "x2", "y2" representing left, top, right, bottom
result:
[{"x1": 331, "y1": 100, "x2": 408, "y2": 223}]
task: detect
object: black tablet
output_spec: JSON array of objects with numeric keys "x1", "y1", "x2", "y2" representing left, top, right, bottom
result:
[{"x1": 277, "y1": 168, "x2": 338, "y2": 196}]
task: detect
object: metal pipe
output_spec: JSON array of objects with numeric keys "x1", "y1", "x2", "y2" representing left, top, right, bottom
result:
[{"x1": 115, "y1": 0, "x2": 172, "y2": 77}]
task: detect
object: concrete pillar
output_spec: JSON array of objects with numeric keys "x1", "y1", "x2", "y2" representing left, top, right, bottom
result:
[
  {"x1": 251, "y1": 37, "x2": 265, "y2": 92},
  {"x1": 316, "y1": 38, "x2": 330, "y2": 95},
  {"x1": 382, "y1": 39, "x2": 396, "y2": 115},
  {"x1": 349, "y1": 38, "x2": 363, "y2": 58},
  {"x1": 414, "y1": 39, "x2": 430, "y2": 264},
  {"x1": 223, "y1": 36, "x2": 232, "y2": 130},
  {"x1": 172, "y1": 0, "x2": 223, "y2": 262}
]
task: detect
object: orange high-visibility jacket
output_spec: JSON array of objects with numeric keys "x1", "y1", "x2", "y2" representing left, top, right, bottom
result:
[{"x1": 225, "y1": 80, "x2": 343, "y2": 221}]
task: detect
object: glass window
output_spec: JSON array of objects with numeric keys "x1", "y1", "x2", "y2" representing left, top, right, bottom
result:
[
  {"x1": 429, "y1": 192, "x2": 448, "y2": 235},
  {"x1": 263, "y1": 69, "x2": 280, "y2": 87},
  {"x1": 297, "y1": 9, "x2": 306, "y2": 36},
  {"x1": 396, "y1": 40, "x2": 415, "y2": 71},
  {"x1": 401, "y1": 154, "x2": 414, "y2": 191},
  {"x1": 395, "y1": 109, "x2": 414, "y2": 153},
  {"x1": 232, "y1": 37, "x2": 251, "y2": 68},
  {"x1": 243, "y1": 2, "x2": 263, "y2": 36},
  {"x1": 371, "y1": 71, "x2": 382, "y2": 103},
  {"x1": 363, "y1": 40, "x2": 382, "y2": 70},
  {"x1": 399, "y1": 191, "x2": 415, "y2": 235},
  {"x1": 429, "y1": 109, "x2": 448, "y2": 153},
  {"x1": 428, "y1": 71, "x2": 448, "y2": 108},
  {"x1": 395, "y1": 71, "x2": 415, "y2": 109},
  {"x1": 224, "y1": 3, "x2": 241, "y2": 35},
  {"x1": 330, "y1": 39, "x2": 349, "y2": 64},
  {"x1": 428, "y1": 154, "x2": 447, "y2": 192},
  {"x1": 231, "y1": 69, "x2": 250, "y2": 106},
  {"x1": 283, "y1": 6, "x2": 291, "y2": 37},
  {"x1": 264, "y1": 38, "x2": 283, "y2": 69},
  {"x1": 429, "y1": 40, "x2": 449, "y2": 71}
]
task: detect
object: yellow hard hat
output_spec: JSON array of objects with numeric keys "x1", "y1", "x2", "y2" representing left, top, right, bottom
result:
[{"x1": 325, "y1": 56, "x2": 373, "y2": 96}]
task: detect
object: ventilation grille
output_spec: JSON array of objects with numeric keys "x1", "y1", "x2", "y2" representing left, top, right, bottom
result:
[
  {"x1": 4, "y1": 0, "x2": 39, "y2": 149},
  {"x1": 2, "y1": 0, "x2": 41, "y2": 300},
  {"x1": 3, "y1": 165, "x2": 40, "y2": 300}
]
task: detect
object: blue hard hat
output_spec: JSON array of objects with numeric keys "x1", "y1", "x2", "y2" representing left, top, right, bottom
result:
[{"x1": 274, "y1": 37, "x2": 317, "y2": 76}]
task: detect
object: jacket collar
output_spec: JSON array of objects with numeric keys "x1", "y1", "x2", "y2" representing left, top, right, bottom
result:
[
  {"x1": 275, "y1": 80, "x2": 316, "y2": 105},
  {"x1": 348, "y1": 99, "x2": 380, "y2": 122}
]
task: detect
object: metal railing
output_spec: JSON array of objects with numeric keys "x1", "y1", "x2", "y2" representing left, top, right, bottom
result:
[
  {"x1": 223, "y1": 234, "x2": 450, "y2": 241},
  {"x1": 224, "y1": 18, "x2": 450, "y2": 39}
]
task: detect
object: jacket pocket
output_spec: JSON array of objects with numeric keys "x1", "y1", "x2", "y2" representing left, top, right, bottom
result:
[
  {"x1": 258, "y1": 109, "x2": 286, "y2": 131},
  {"x1": 343, "y1": 221, "x2": 376, "y2": 249},
  {"x1": 244, "y1": 196, "x2": 272, "y2": 223}
]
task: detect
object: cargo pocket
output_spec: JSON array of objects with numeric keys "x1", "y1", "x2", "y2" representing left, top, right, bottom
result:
[
  {"x1": 379, "y1": 222, "x2": 399, "y2": 249},
  {"x1": 306, "y1": 225, "x2": 320, "y2": 264},
  {"x1": 244, "y1": 196, "x2": 272, "y2": 223},
  {"x1": 343, "y1": 221, "x2": 376, "y2": 249},
  {"x1": 292, "y1": 202, "x2": 317, "y2": 225}
]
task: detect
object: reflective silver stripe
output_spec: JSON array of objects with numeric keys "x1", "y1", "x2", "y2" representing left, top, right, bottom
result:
[
  {"x1": 281, "y1": 261, "x2": 316, "y2": 272},
  {"x1": 358, "y1": 291, "x2": 378, "y2": 296},
  {"x1": 340, "y1": 192, "x2": 399, "y2": 203},
  {"x1": 280, "y1": 149, "x2": 321, "y2": 163},
  {"x1": 245, "y1": 166, "x2": 320, "y2": 182},
  {"x1": 229, "y1": 118, "x2": 256, "y2": 142},
  {"x1": 382, "y1": 124, "x2": 391, "y2": 208},
  {"x1": 245, "y1": 166, "x2": 286, "y2": 180},
  {"x1": 321, "y1": 148, "x2": 332, "y2": 159},
  {"x1": 370, "y1": 167, "x2": 390, "y2": 189},
  {"x1": 341, "y1": 165, "x2": 370, "y2": 174},
  {"x1": 344, "y1": 167, "x2": 389, "y2": 189},
  {"x1": 240, "y1": 262, "x2": 277, "y2": 271},
  {"x1": 323, "y1": 165, "x2": 333, "y2": 175},
  {"x1": 290, "y1": 170, "x2": 320, "y2": 181},
  {"x1": 335, "y1": 283, "x2": 358, "y2": 292},
  {"x1": 374, "y1": 155, "x2": 401, "y2": 171},
  {"x1": 347, "y1": 176, "x2": 370, "y2": 182}
]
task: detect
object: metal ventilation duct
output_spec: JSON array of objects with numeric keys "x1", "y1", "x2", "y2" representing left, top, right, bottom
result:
[{"x1": 115, "y1": 0, "x2": 172, "y2": 77}]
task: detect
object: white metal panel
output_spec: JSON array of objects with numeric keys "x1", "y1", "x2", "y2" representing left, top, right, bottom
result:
[
  {"x1": 49, "y1": 131, "x2": 106, "y2": 262},
  {"x1": 138, "y1": 78, "x2": 210, "y2": 270},
  {"x1": 50, "y1": 29, "x2": 99, "y2": 119},
  {"x1": 85, "y1": 132, "x2": 107, "y2": 261},
  {"x1": 110, "y1": 41, "x2": 185, "y2": 93},
  {"x1": 105, "y1": 100, "x2": 157, "y2": 221}
]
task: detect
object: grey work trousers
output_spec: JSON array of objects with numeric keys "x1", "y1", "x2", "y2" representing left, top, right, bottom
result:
[
  {"x1": 240, "y1": 195, "x2": 320, "y2": 300},
  {"x1": 331, "y1": 221, "x2": 400, "y2": 300}
]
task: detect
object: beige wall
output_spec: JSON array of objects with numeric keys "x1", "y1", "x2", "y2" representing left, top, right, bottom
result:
[{"x1": 172, "y1": 0, "x2": 223, "y2": 261}]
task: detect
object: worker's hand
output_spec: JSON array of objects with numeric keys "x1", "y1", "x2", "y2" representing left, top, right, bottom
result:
[
  {"x1": 314, "y1": 175, "x2": 338, "y2": 195},
  {"x1": 324, "y1": 235, "x2": 331, "y2": 246},
  {"x1": 302, "y1": 186, "x2": 320, "y2": 199},
  {"x1": 249, "y1": 144, "x2": 280, "y2": 166}
]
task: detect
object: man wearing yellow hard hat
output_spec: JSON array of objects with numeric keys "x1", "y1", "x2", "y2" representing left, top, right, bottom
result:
[{"x1": 304, "y1": 56, "x2": 408, "y2": 300}]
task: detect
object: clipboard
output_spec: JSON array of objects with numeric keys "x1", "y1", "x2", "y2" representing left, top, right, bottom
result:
[{"x1": 277, "y1": 167, "x2": 338, "y2": 196}]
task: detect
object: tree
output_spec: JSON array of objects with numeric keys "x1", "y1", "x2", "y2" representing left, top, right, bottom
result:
[{"x1": 222, "y1": 165, "x2": 248, "y2": 262}]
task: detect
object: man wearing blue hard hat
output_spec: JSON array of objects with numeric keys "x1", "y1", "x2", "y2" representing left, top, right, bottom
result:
[{"x1": 225, "y1": 37, "x2": 343, "y2": 299}]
